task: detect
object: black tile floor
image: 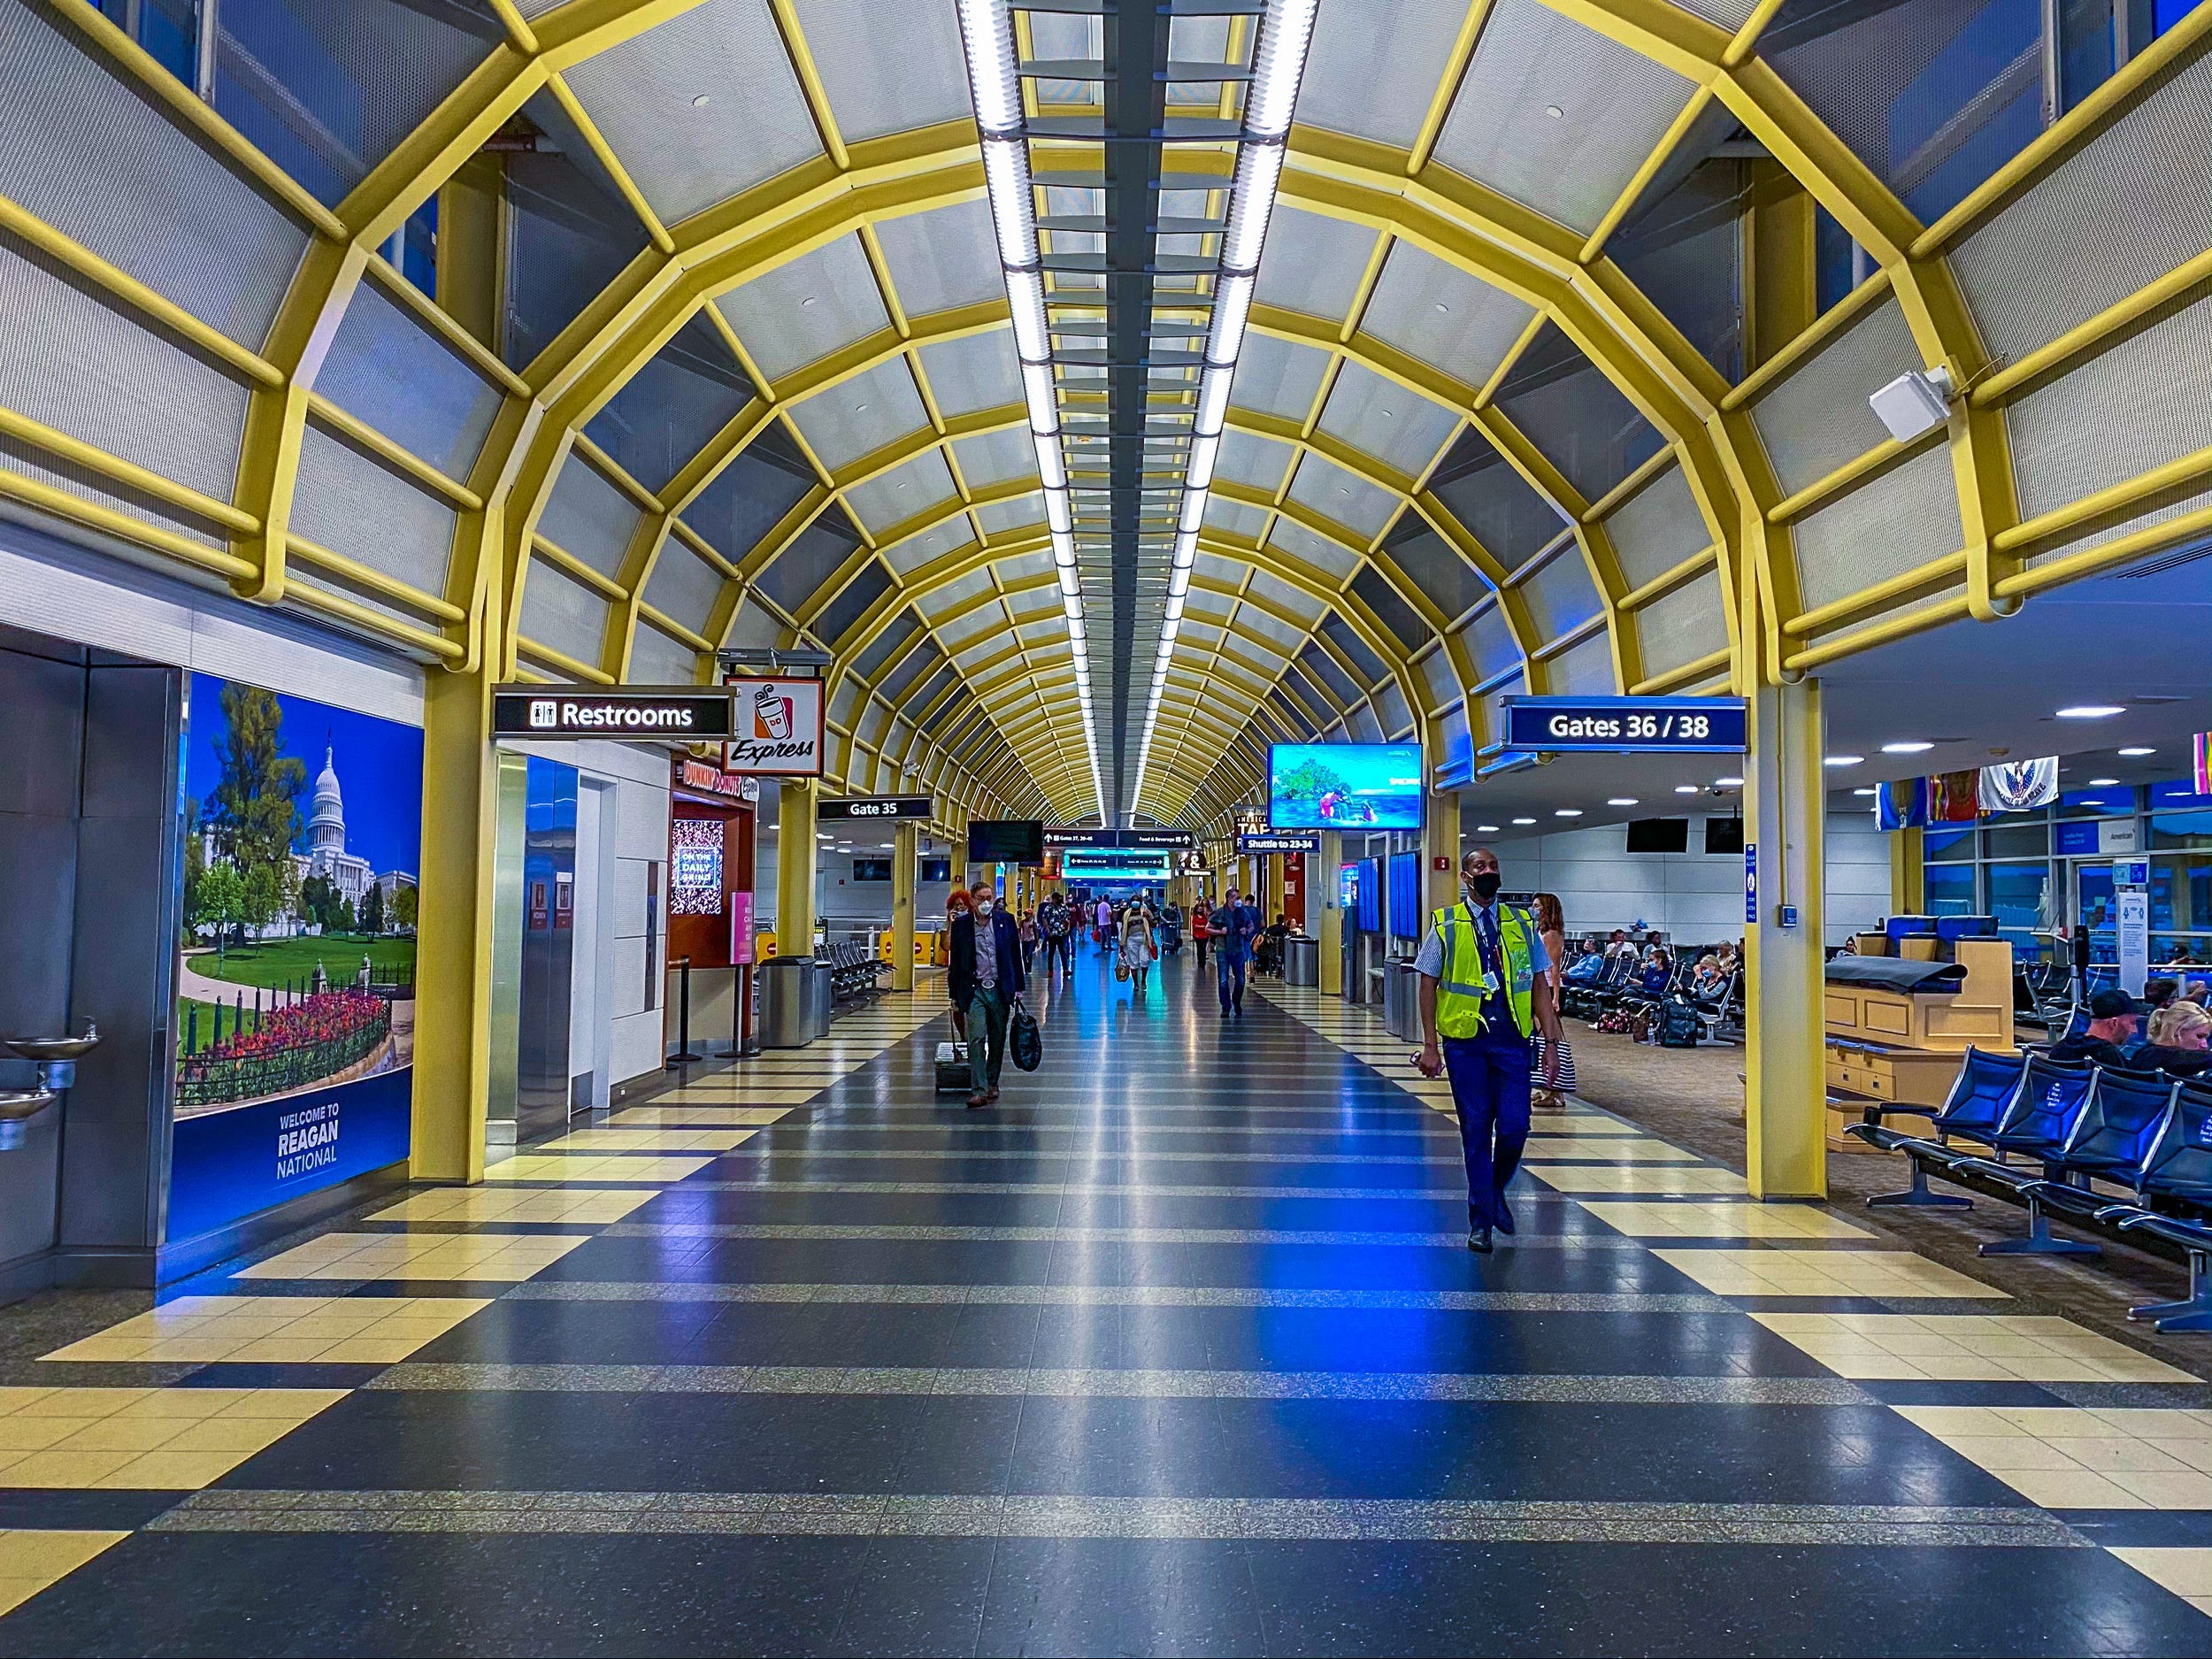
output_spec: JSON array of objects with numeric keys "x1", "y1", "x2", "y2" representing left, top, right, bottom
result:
[{"x1": 4, "y1": 949, "x2": 2212, "y2": 1655}]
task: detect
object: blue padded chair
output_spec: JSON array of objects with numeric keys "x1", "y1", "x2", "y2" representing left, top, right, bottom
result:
[
  {"x1": 2108, "y1": 1079, "x2": 2212, "y2": 1332},
  {"x1": 1848, "y1": 1047, "x2": 2026, "y2": 1210},
  {"x1": 2005, "y1": 1069, "x2": 2179, "y2": 1256},
  {"x1": 1947, "y1": 1056, "x2": 2099, "y2": 1256}
]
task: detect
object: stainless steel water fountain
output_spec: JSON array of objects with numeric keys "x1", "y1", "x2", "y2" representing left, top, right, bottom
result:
[{"x1": 0, "y1": 1022, "x2": 99, "y2": 1150}]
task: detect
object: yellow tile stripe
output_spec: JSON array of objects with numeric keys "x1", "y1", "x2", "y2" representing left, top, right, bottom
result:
[
  {"x1": 0, "y1": 1386, "x2": 345, "y2": 1491},
  {"x1": 236, "y1": 1233, "x2": 591, "y2": 1283},
  {"x1": 41, "y1": 1294, "x2": 488, "y2": 1363},
  {"x1": 0, "y1": 1530, "x2": 127, "y2": 1617}
]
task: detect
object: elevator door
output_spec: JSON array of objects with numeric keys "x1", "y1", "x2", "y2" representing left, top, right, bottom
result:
[{"x1": 516, "y1": 757, "x2": 577, "y2": 1142}]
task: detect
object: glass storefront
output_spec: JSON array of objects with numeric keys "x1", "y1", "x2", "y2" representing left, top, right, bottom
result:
[{"x1": 1919, "y1": 777, "x2": 2212, "y2": 966}]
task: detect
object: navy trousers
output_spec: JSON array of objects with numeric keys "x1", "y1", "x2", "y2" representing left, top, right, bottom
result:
[{"x1": 1442, "y1": 1029, "x2": 1533, "y2": 1230}]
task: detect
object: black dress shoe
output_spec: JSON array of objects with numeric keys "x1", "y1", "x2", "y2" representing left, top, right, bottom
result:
[
  {"x1": 1467, "y1": 1227, "x2": 1494, "y2": 1254},
  {"x1": 1494, "y1": 1202, "x2": 1515, "y2": 1237}
]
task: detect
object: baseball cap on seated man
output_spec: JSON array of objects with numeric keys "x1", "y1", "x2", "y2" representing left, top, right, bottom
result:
[{"x1": 2087, "y1": 987, "x2": 2143, "y2": 1020}]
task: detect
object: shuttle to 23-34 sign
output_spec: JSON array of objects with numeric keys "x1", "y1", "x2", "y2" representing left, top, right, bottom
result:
[{"x1": 722, "y1": 675, "x2": 826, "y2": 776}]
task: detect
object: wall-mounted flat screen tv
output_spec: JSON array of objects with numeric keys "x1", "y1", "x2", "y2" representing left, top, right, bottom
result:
[
  {"x1": 966, "y1": 819, "x2": 1043, "y2": 864},
  {"x1": 1705, "y1": 816, "x2": 1746, "y2": 855},
  {"x1": 1268, "y1": 743, "x2": 1424, "y2": 831},
  {"x1": 1625, "y1": 818, "x2": 1690, "y2": 853}
]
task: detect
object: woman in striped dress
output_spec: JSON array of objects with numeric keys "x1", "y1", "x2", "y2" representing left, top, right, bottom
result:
[{"x1": 1532, "y1": 893, "x2": 1576, "y2": 1108}]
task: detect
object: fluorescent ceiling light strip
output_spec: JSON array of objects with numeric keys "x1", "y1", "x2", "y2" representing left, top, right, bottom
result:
[
  {"x1": 1134, "y1": 0, "x2": 1316, "y2": 825},
  {"x1": 957, "y1": 0, "x2": 1099, "y2": 819}
]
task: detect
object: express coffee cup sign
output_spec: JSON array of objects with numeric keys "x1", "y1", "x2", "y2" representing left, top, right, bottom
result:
[{"x1": 721, "y1": 675, "x2": 826, "y2": 776}]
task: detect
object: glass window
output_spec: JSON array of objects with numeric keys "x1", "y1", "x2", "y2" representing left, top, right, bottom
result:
[
  {"x1": 2077, "y1": 862, "x2": 2118, "y2": 962},
  {"x1": 1925, "y1": 863, "x2": 1976, "y2": 917},
  {"x1": 136, "y1": 0, "x2": 200, "y2": 87},
  {"x1": 1814, "y1": 207, "x2": 1859, "y2": 315},
  {"x1": 1985, "y1": 818, "x2": 2049, "y2": 857},
  {"x1": 2150, "y1": 853, "x2": 2212, "y2": 935},
  {"x1": 2149, "y1": 778, "x2": 2212, "y2": 811},
  {"x1": 1985, "y1": 860, "x2": 2052, "y2": 954},
  {"x1": 2149, "y1": 810, "x2": 2212, "y2": 849},
  {"x1": 1925, "y1": 824, "x2": 1976, "y2": 861},
  {"x1": 2059, "y1": 786, "x2": 2134, "y2": 817}
]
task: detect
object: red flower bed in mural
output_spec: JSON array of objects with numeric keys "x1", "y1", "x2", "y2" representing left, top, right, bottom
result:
[{"x1": 180, "y1": 990, "x2": 392, "y2": 1110}]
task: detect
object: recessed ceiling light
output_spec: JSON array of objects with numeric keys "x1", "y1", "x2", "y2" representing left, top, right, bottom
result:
[
  {"x1": 1434, "y1": 301, "x2": 1449, "y2": 312},
  {"x1": 1853, "y1": 787, "x2": 1876, "y2": 796},
  {"x1": 2057, "y1": 704, "x2": 2126, "y2": 719},
  {"x1": 2088, "y1": 778, "x2": 2120, "y2": 787},
  {"x1": 1715, "y1": 776, "x2": 1743, "y2": 787},
  {"x1": 1824, "y1": 755, "x2": 1863, "y2": 766},
  {"x1": 1881, "y1": 740, "x2": 1933, "y2": 754},
  {"x1": 799, "y1": 296, "x2": 817, "y2": 307},
  {"x1": 1512, "y1": 817, "x2": 1537, "y2": 826},
  {"x1": 1607, "y1": 797, "x2": 1639, "y2": 806},
  {"x1": 1555, "y1": 808, "x2": 1583, "y2": 818},
  {"x1": 1477, "y1": 824, "x2": 1500, "y2": 833},
  {"x1": 1674, "y1": 785, "x2": 1698, "y2": 795},
  {"x1": 691, "y1": 93, "x2": 711, "y2": 107},
  {"x1": 854, "y1": 402, "x2": 868, "y2": 411},
  {"x1": 1544, "y1": 104, "x2": 1563, "y2": 119},
  {"x1": 2118, "y1": 747, "x2": 2155, "y2": 757}
]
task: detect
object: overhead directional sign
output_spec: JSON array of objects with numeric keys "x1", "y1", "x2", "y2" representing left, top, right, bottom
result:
[
  {"x1": 1240, "y1": 832, "x2": 1320, "y2": 854},
  {"x1": 1046, "y1": 827, "x2": 1194, "y2": 849},
  {"x1": 819, "y1": 795, "x2": 933, "y2": 822},
  {"x1": 494, "y1": 687, "x2": 732, "y2": 739},
  {"x1": 1502, "y1": 695, "x2": 1747, "y2": 754}
]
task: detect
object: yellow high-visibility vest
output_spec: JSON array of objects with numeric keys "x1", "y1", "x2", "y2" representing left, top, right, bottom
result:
[{"x1": 1432, "y1": 901, "x2": 1537, "y2": 1040}]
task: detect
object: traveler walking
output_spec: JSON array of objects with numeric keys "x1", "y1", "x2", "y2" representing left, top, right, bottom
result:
[
  {"x1": 1041, "y1": 892, "x2": 1072, "y2": 977},
  {"x1": 1094, "y1": 895, "x2": 1113, "y2": 955},
  {"x1": 1212, "y1": 886, "x2": 1257, "y2": 1016},
  {"x1": 1412, "y1": 847, "x2": 1563, "y2": 1253},
  {"x1": 1019, "y1": 908, "x2": 1039, "y2": 976},
  {"x1": 1119, "y1": 900, "x2": 1158, "y2": 998},
  {"x1": 948, "y1": 880, "x2": 1024, "y2": 1109},
  {"x1": 1192, "y1": 899, "x2": 1210, "y2": 969},
  {"x1": 1529, "y1": 891, "x2": 1575, "y2": 1108}
]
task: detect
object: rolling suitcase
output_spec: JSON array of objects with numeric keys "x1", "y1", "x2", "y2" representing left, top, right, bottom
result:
[{"x1": 935, "y1": 1041, "x2": 971, "y2": 1092}]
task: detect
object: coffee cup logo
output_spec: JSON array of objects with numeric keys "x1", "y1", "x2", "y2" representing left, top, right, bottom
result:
[{"x1": 754, "y1": 687, "x2": 793, "y2": 740}]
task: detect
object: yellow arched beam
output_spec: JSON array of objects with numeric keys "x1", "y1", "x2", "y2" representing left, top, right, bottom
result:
[{"x1": 1532, "y1": 0, "x2": 2014, "y2": 634}]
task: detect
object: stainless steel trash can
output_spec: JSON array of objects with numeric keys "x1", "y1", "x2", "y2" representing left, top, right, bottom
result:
[
  {"x1": 757, "y1": 956, "x2": 813, "y2": 1048},
  {"x1": 1284, "y1": 936, "x2": 1318, "y2": 987},
  {"x1": 810, "y1": 957, "x2": 833, "y2": 1037},
  {"x1": 1382, "y1": 958, "x2": 1418, "y2": 1038}
]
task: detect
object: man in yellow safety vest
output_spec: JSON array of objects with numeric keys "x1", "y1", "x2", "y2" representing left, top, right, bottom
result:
[{"x1": 1414, "y1": 846, "x2": 1563, "y2": 1252}]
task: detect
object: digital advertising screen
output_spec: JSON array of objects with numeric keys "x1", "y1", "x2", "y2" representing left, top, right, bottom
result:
[
  {"x1": 1061, "y1": 849, "x2": 1172, "y2": 883},
  {"x1": 1269, "y1": 743, "x2": 1424, "y2": 831},
  {"x1": 171, "y1": 673, "x2": 419, "y2": 1240}
]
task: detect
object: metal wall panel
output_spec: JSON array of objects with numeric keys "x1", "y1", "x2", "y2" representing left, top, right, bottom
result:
[
  {"x1": 1790, "y1": 442, "x2": 1962, "y2": 611},
  {"x1": 1747, "y1": 295, "x2": 1917, "y2": 495}
]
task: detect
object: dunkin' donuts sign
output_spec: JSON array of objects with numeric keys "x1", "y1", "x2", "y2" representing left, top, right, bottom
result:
[{"x1": 722, "y1": 675, "x2": 826, "y2": 776}]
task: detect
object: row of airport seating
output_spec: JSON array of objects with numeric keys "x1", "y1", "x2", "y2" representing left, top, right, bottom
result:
[
  {"x1": 1561, "y1": 949, "x2": 1743, "y2": 1043},
  {"x1": 825, "y1": 940, "x2": 889, "y2": 1007},
  {"x1": 1850, "y1": 1049, "x2": 2212, "y2": 1333}
]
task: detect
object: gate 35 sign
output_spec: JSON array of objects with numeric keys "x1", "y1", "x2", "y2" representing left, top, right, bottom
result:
[{"x1": 722, "y1": 675, "x2": 826, "y2": 776}]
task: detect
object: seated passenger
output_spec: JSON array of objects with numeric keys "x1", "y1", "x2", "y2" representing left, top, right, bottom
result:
[
  {"x1": 2047, "y1": 987, "x2": 2142, "y2": 1070},
  {"x1": 1603, "y1": 929, "x2": 1637, "y2": 960},
  {"x1": 1690, "y1": 951, "x2": 1724, "y2": 995},
  {"x1": 2144, "y1": 977, "x2": 2180, "y2": 1011},
  {"x1": 2136, "y1": 1001, "x2": 2212, "y2": 1078},
  {"x1": 1637, "y1": 950, "x2": 1672, "y2": 996}
]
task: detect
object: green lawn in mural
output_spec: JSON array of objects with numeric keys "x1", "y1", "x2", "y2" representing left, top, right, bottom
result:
[{"x1": 185, "y1": 934, "x2": 415, "y2": 991}]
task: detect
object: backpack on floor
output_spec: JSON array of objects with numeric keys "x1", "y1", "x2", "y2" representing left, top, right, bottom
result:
[{"x1": 1657, "y1": 995, "x2": 1703, "y2": 1048}]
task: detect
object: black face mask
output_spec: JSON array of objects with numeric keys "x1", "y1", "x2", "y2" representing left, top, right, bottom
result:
[{"x1": 1467, "y1": 871, "x2": 1502, "y2": 902}]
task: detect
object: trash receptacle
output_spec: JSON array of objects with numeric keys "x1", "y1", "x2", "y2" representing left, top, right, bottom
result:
[
  {"x1": 809, "y1": 957, "x2": 833, "y2": 1037},
  {"x1": 1382, "y1": 958, "x2": 1418, "y2": 1038},
  {"x1": 1284, "y1": 935, "x2": 1318, "y2": 987},
  {"x1": 758, "y1": 956, "x2": 812, "y2": 1048}
]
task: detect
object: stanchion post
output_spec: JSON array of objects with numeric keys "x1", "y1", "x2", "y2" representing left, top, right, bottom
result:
[{"x1": 667, "y1": 956, "x2": 704, "y2": 1066}]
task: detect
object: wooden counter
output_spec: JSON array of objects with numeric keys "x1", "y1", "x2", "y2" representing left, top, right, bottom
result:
[{"x1": 1824, "y1": 939, "x2": 2014, "y2": 1148}]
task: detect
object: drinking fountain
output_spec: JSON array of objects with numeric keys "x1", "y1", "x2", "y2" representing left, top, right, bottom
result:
[{"x1": 0, "y1": 1023, "x2": 99, "y2": 1151}]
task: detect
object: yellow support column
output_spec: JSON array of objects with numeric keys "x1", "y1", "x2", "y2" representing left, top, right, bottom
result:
[
  {"x1": 1424, "y1": 787, "x2": 1462, "y2": 920},
  {"x1": 891, "y1": 820, "x2": 917, "y2": 993},
  {"x1": 411, "y1": 663, "x2": 498, "y2": 1185},
  {"x1": 779, "y1": 776, "x2": 819, "y2": 958},
  {"x1": 1744, "y1": 675, "x2": 1827, "y2": 1199},
  {"x1": 1318, "y1": 830, "x2": 1343, "y2": 996},
  {"x1": 1890, "y1": 826, "x2": 1924, "y2": 916}
]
